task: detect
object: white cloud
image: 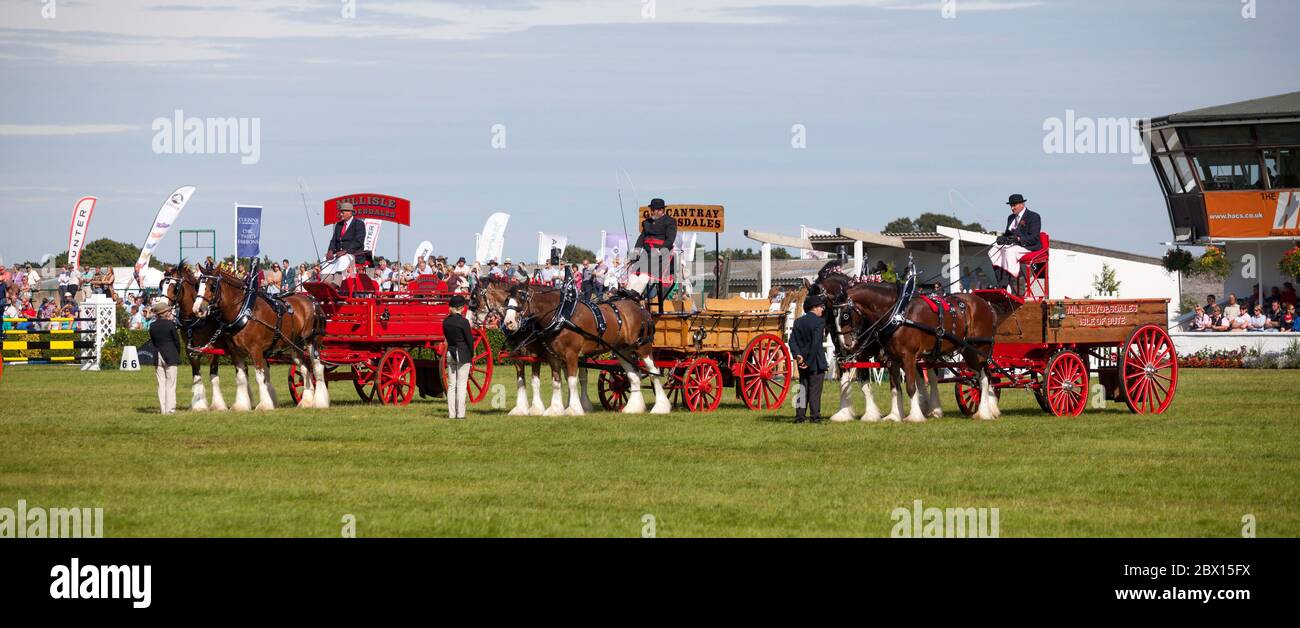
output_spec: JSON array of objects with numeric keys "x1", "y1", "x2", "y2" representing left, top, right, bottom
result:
[
  {"x1": 0, "y1": 0, "x2": 1044, "y2": 64},
  {"x1": 0, "y1": 124, "x2": 140, "y2": 136}
]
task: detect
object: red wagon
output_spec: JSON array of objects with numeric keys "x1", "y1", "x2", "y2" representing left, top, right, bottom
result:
[
  {"x1": 283, "y1": 275, "x2": 494, "y2": 406},
  {"x1": 839, "y1": 234, "x2": 1178, "y2": 417}
]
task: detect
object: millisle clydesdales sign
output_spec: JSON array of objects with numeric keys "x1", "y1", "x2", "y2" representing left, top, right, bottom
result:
[
  {"x1": 638, "y1": 204, "x2": 725, "y2": 233},
  {"x1": 323, "y1": 193, "x2": 411, "y2": 226}
]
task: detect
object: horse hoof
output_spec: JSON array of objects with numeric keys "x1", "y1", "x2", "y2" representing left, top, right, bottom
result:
[
  {"x1": 565, "y1": 407, "x2": 584, "y2": 416},
  {"x1": 297, "y1": 398, "x2": 314, "y2": 409},
  {"x1": 191, "y1": 403, "x2": 209, "y2": 413},
  {"x1": 211, "y1": 402, "x2": 228, "y2": 412},
  {"x1": 232, "y1": 404, "x2": 252, "y2": 412},
  {"x1": 903, "y1": 415, "x2": 927, "y2": 423},
  {"x1": 543, "y1": 407, "x2": 565, "y2": 417},
  {"x1": 881, "y1": 414, "x2": 901, "y2": 422},
  {"x1": 829, "y1": 409, "x2": 855, "y2": 423},
  {"x1": 256, "y1": 404, "x2": 275, "y2": 412},
  {"x1": 508, "y1": 406, "x2": 529, "y2": 416},
  {"x1": 861, "y1": 413, "x2": 882, "y2": 422},
  {"x1": 928, "y1": 410, "x2": 944, "y2": 419}
]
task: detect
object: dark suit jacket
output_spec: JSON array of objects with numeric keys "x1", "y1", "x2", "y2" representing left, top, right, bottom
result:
[
  {"x1": 328, "y1": 219, "x2": 367, "y2": 256},
  {"x1": 148, "y1": 318, "x2": 182, "y2": 367},
  {"x1": 634, "y1": 215, "x2": 678, "y2": 250},
  {"x1": 1003, "y1": 209, "x2": 1042, "y2": 251},
  {"x1": 789, "y1": 312, "x2": 828, "y2": 372},
  {"x1": 443, "y1": 312, "x2": 475, "y2": 363}
]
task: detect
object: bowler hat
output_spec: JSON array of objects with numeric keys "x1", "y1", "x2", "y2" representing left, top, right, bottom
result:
[
  {"x1": 449, "y1": 295, "x2": 467, "y2": 309},
  {"x1": 1006, "y1": 194, "x2": 1028, "y2": 205},
  {"x1": 648, "y1": 198, "x2": 667, "y2": 210},
  {"x1": 804, "y1": 295, "x2": 826, "y2": 311},
  {"x1": 338, "y1": 201, "x2": 355, "y2": 212},
  {"x1": 152, "y1": 300, "x2": 171, "y2": 315}
]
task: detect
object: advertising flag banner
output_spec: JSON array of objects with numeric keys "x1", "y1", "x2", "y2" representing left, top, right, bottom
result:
[
  {"x1": 235, "y1": 205, "x2": 263, "y2": 258},
  {"x1": 537, "y1": 232, "x2": 568, "y2": 264},
  {"x1": 136, "y1": 185, "x2": 196, "y2": 270},
  {"x1": 413, "y1": 241, "x2": 434, "y2": 266},
  {"x1": 800, "y1": 225, "x2": 832, "y2": 260},
  {"x1": 363, "y1": 219, "x2": 383, "y2": 252},
  {"x1": 602, "y1": 232, "x2": 628, "y2": 265},
  {"x1": 67, "y1": 196, "x2": 97, "y2": 271},
  {"x1": 476, "y1": 212, "x2": 510, "y2": 263}
]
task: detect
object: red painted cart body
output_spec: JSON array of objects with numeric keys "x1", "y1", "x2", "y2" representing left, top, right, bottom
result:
[{"x1": 282, "y1": 277, "x2": 493, "y2": 407}]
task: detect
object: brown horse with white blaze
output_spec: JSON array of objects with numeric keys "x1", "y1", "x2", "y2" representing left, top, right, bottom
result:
[
  {"x1": 192, "y1": 264, "x2": 327, "y2": 411},
  {"x1": 826, "y1": 273, "x2": 1002, "y2": 422},
  {"x1": 160, "y1": 262, "x2": 230, "y2": 412}
]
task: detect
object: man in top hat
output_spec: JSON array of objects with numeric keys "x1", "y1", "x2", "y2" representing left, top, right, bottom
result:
[
  {"x1": 322, "y1": 201, "x2": 366, "y2": 289},
  {"x1": 634, "y1": 198, "x2": 678, "y2": 301},
  {"x1": 443, "y1": 294, "x2": 475, "y2": 420},
  {"x1": 789, "y1": 294, "x2": 829, "y2": 423},
  {"x1": 987, "y1": 193, "x2": 1042, "y2": 292}
]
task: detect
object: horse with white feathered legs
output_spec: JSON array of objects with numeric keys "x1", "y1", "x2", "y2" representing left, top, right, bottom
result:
[
  {"x1": 815, "y1": 264, "x2": 1003, "y2": 422},
  {"x1": 160, "y1": 262, "x2": 230, "y2": 412},
  {"x1": 472, "y1": 277, "x2": 670, "y2": 415},
  {"x1": 192, "y1": 262, "x2": 329, "y2": 411}
]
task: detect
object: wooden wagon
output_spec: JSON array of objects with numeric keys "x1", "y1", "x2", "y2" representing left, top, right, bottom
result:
[{"x1": 586, "y1": 297, "x2": 794, "y2": 413}]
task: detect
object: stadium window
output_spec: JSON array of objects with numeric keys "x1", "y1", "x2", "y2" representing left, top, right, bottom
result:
[
  {"x1": 1189, "y1": 150, "x2": 1264, "y2": 191},
  {"x1": 1182, "y1": 125, "x2": 1254, "y2": 147},
  {"x1": 1145, "y1": 128, "x2": 1167, "y2": 154},
  {"x1": 1157, "y1": 154, "x2": 1182, "y2": 194},
  {"x1": 1172, "y1": 153, "x2": 1200, "y2": 193},
  {"x1": 1162, "y1": 128, "x2": 1184, "y2": 152},
  {"x1": 1256, "y1": 123, "x2": 1300, "y2": 146},
  {"x1": 1263, "y1": 148, "x2": 1300, "y2": 188}
]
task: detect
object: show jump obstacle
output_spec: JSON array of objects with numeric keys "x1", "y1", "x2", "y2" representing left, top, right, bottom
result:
[{"x1": 1, "y1": 294, "x2": 117, "y2": 375}]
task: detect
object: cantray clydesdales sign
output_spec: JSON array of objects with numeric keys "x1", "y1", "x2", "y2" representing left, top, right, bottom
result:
[{"x1": 323, "y1": 193, "x2": 411, "y2": 226}]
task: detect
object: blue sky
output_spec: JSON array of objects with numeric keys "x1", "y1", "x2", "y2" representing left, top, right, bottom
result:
[{"x1": 1, "y1": 0, "x2": 1297, "y2": 266}]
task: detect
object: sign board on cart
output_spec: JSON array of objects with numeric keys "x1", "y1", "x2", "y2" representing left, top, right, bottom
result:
[
  {"x1": 323, "y1": 193, "x2": 411, "y2": 226},
  {"x1": 637, "y1": 204, "x2": 725, "y2": 233}
]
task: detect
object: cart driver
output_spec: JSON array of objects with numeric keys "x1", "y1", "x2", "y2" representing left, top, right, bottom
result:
[
  {"x1": 633, "y1": 198, "x2": 677, "y2": 301},
  {"x1": 322, "y1": 202, "x2": 366, "y2": 290},
  {"x1": 987, "y1": 193, "x2": 1043, "y2": 292}
]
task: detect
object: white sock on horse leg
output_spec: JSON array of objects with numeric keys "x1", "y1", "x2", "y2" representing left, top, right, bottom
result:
[
  {"x1": 312, "y1": 357, "x2": 330, "y2": 409},
  {"x1": 927, "y1": 369, "x2": 943, "y2": 418},
  {"x1": 566, "y1": 375, "x2": 584, "y2": 415},
  {"x1": 645, "y1": 357, "x2": 671, "y2": 414},
  {"x1": 253, "y1": 366, "x2": 275, "y2": 411},
  {"x1": 545, "y1": 372, "x2": 565, "y2": 416},
  {"x1": 191, "y1": 373, "x2": 208, "y2": 411},
  {"x1": 622, "y1": 364, "x2": 646, "y2": 414},
  {"x1": 510, "y1": 371, "x2": 530, "y2": 415},
  {"x1": 530, "y1": 372, "x2": 546, "y2": 415},
  {"x1": 974, "y1": 372, "x2": 991, "y2": 420},
  {"x1": 210, "y1": 373, "x2": 228, "y2": 411},
  {"x1": 905, "y1": 384, "x2": 927, "y2": 422},
  {"x1": 232, "y1": 365, "x2": 252, "y2": 411},
  {"x1": 830, "y1": 370, "x2": 855, "y2": 422},
  {"x1": 861, "y1": 378, "x2": 882, "y2": 421}
]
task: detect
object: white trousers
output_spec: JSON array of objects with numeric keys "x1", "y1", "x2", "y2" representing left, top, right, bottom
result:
[
  {"x1": 320, "y1": 254, "x2": 354, "y2": 276},
  {"x1": 446, "y1": 358, "x2": 471, "y2": 418},
  {"x1": 155, "y1": 359, "x2": 178, "y2": 415},
  {"x1": 988, "y1": 244, "x2": 1030, "y2": 277}
]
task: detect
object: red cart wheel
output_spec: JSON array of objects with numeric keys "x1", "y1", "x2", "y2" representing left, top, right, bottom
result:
[
  {"x1": 352, "y1": 362, "x2": 377, "y2": 403},
  {"x1": 597, "y1": 369, "x2": 630, "y2": 411},
  {"x1": 740, "y1": 333, "x2": 793, "y2": 410},
  {"x1": 287, "y1": 364, "x2": 307, "y2": 405},
  {"x1": 683, "y1": 358, "x2": 724, "y2": 413},
  {"x1": 663, "y1": 364, "x2": 686, "y2": 408},
  {"x1": 953, "y1": 374, "x2": 1000, "y2": 417},
  {"x1": 1043, "y1": 350, "x2": 1088, "y2": 417},
  {"x1": 467, "y1": 328, "x2": 495, "y2": 404},
  {"x1": 377, "y1": 348, "x2": 416, "y2": 406},
  {"x1": 1121, "y1": 323, "x2": 1177, "y2": 414}
]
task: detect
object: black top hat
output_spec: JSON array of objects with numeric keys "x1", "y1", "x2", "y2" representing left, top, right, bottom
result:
[
  {"x1": 803, "y1": 295, "x2": 826, "y2": 311},
  {"x1": 449, "y1": 295, "x2": 467, "y2": 309},
  {"x1": 1006, "y1": 194, "x2": 1028, "y2": 205},
  {"x1": 648, "y1": 198, "x2": 667, "y2": 210}
]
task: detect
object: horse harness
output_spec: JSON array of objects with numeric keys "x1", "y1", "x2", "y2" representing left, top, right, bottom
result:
[{"x1": 204, "y1": 270, "x2": 311, "y2": 358}]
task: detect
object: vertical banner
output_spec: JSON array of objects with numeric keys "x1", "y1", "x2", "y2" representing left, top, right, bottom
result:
[
  {"x1": 412, "y1": 241, "x2": 434, "y2": 266},
  {"x1": 362, "y1": 219, "x2": 383, "y2": 252},
  {"x1": 476, "y1": 212, "x2": 510, "y2": 263},
  {"x1": 537, "y1": 232, "x2": 568, "y2": 264},
  {"x1": 235, "y1": 205, "x2": 263, "y2": 258},
  {"x1": 800, "y1": 225, "x2": 831, "y2": 260},
  {"x1": 602, "y1": 232, "x2": 628, "y2": 265},
  {"x1": 67, "y1": 196, "x2": 97, "y2": 271},
  {"x1": 136, "y1": 185, "x2": 196, "y2": 270}
]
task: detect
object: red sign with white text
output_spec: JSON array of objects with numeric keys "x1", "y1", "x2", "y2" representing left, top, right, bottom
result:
[{"x1": 323, "y1": 193, "x2": 411, "y2": 226}]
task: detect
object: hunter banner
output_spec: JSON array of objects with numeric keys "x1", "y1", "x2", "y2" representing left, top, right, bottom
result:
[
  {"x1": 235, "y1": 205, "x2": 262, "y2": 258},
  {"x1": 66, "y1": 196, "x2": 97, "y2": 271},
  {"x1": 1204, "y1": 190, "x2": 1300, "y2": 238},
  {"x1": 322, "y1": 193, "x2": 411, "y2": 226},
  {"x1": 363, "y1": 219, "x2": 383, "y2": 252},
  {"x1": 136, "y1": 185, "x2": 196, "y2": 270},
  {"x1": 637, "y1": 204, "x2": 725, "y2": 233}
]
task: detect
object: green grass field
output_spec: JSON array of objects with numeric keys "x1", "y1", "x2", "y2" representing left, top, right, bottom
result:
[{"x1": 0, "y1": 366, "x2": 1296, "y2": 537}]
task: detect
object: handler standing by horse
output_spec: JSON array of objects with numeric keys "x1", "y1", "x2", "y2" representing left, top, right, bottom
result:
[
  {"x1": 634, "y1": 198, "x2": 677, "y2": 302},
  {"x1": 443, "y1": 294, "x2": 475, "y2": 420},
  {"x1": 790, "y1": 295, "x2": 829, "y2": 423},
  {"x1": 987, "y1": 193, "x2": 1042, "y2": 292},
  {"x1": 149, "y1": 300, "x2": 182, "y2": 415}
]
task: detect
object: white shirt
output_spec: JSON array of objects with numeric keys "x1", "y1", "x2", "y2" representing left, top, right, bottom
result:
[{"x1": 1009, "y1": 210, "x2": 1024, "y2": 231}]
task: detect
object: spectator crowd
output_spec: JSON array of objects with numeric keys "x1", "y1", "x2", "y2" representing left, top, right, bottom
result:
[{"x1": 1189, "y1": 284, "x2": 1299, "y2": 333}]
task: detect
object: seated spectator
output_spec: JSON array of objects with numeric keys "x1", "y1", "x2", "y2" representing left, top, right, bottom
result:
[
  {"x1": 1227, "y1": 308, "x2": 1249, "y2": 331},
  {"x1": 1247, "y1": 305, "x2": 1268, "y2": 331},
  {"x1": 1266, "y1": 300, "x2": 1286, "y2": 329},
  {"x1": 1284, "y1": 304, "x2": 1297, "y2": 332},
  {"x1": 1191, "y1": 305, "x2": 1212, "y2": 331},
  {"x1": 1222, "y1": 293, "x2": 1241, "y2": 320}
]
